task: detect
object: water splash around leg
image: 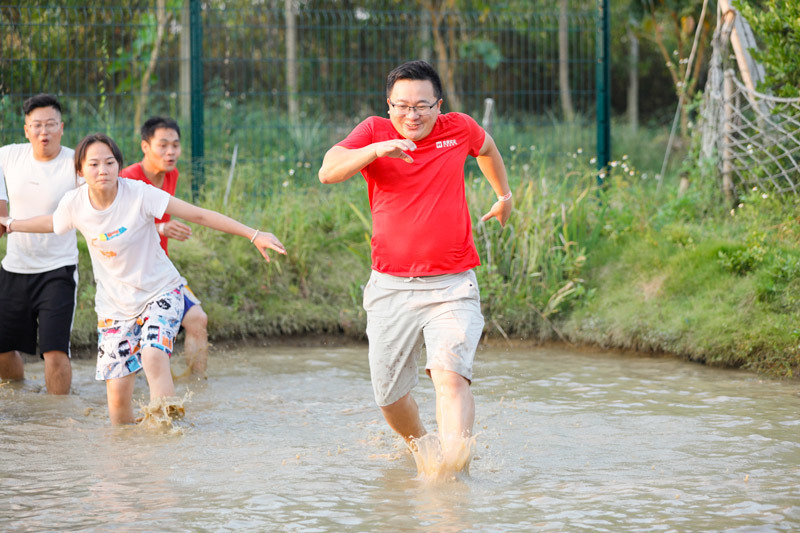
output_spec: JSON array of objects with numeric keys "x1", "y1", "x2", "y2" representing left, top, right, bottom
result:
[
  {"x1": 136, "y1": 391, "x2": 193, "y2": 433},
  {"x1": 409, "y1": 433, "x2": 477, "y2": 481}
]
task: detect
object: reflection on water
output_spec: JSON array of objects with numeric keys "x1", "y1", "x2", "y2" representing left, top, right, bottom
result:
[{"x1": 1, "y1": 344, "x2": 799, "y2": 531}]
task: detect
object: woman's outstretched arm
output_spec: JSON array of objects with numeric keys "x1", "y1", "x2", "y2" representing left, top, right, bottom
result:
[
  {"x1": 0, "y1": 214, "x2": 55, "y2": 234},
  {"x1": 164, "y1": 197, "x2": 286, "y2": 262}
]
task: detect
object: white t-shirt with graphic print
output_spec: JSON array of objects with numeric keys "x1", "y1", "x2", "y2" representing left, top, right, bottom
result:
[
  {"x1": 52, "y1": 178, "x2": 182, "y2": 320},
  {"x1": 0, "y1": 143, "x2": 79, "y2": 273}
]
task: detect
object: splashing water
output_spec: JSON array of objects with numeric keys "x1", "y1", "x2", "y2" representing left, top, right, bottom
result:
[
  {"x1": 410, "y1": 433, "x2": 477, "y2": 481},
  {"x1": 136, "y1": 391, "x2": 193, "y2": 433},
  {"x1": 171, "y1": 351, "x2": 208, "y2": 380}
]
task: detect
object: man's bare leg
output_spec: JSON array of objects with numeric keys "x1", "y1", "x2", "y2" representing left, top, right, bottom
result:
[
  {"x1": 380, "y1": 392, "x2": 427, "y2": 446},
  {"x1": 429, "y1": 369, "x2": 475, "y2": 469},
  {"x1": 0, "y1": 350, "x2": 24, "y2": 381},
  {"x1": 181, "y1": 305, "x2": 208, "y2": 376},
  {"x1": 42, "y1": 350, "x2": 71, "y2": 394}
]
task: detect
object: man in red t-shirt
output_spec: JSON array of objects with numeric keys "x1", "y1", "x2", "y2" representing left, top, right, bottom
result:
[
  {"x1": 119, "y1": 117, "x2": 209, "y2": 377},
  {"x1": 319, "y1": 60, "x2": 512, "y2": 473}
]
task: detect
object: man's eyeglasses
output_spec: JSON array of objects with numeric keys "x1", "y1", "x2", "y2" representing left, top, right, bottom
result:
[
  {"x1": 26, "y1": 121, "x2": 61, "y2": 133},
  {"x1": 389, "y1": 101, "x2": 438, "y2": 116}
]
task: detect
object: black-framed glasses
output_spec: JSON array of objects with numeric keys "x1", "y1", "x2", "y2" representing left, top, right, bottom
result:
[{"x1": 389, "y1": 101, "x2": 439, "y2": 116}]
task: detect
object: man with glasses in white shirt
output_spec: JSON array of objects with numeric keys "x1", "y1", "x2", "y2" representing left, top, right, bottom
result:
[{"x1": 0, "y1": 94, "x2": 79, "y2": 394}]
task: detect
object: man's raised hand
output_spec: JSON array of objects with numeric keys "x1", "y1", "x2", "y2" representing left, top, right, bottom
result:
[{"x1": 374, "y1": 139, "x2": 416, "y2": 163}]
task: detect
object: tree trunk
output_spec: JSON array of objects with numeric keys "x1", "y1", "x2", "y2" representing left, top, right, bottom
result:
[
  {"x1": 558, "y1": 0, "x2": 575, "y2": 122},
  {"x1": 180, "y1": 0, "x2": 191, "y2": 124},
  {"x1": 627, "y1": 24, "x2": 639, "y2": 134},
  {"x1": 135, "y1": 0, "x2": 168, "y2": 137},
  {"x1": 285, "y1": 0, "x2": 299, "y2": 125},
  {"x1": 419, "y1": 18, "x2": 432, "y2": 64},
  {"x1": 425, "y1": 0, "x2": 462, "y2": 112}
]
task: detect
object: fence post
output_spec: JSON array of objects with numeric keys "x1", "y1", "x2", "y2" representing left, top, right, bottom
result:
[
  {"x1": 722, "y1": 69, "x2": 735, "y2": 203},
  {"x1": 190, "y1": 0, "x2": 204, "y2": 201},
  {"x1": 595, "y1": 0, "x2": 611, "y2": 184},
  {"x1": 482, "y1": 98, "x2": 494, "y2": 136}
]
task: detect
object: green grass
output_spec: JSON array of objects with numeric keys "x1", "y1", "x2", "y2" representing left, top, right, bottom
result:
[
  {"x1": 562, "y1": 164, "x2": 800, "y2": 378},
  {"x1": 2, "y1": 123, "x2": 799, "y2": 379}
]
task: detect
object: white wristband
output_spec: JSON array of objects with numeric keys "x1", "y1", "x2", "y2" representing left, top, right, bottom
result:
[
  {"x1": 250, "y1": 229, "x2": 259, "y2": 243},
  {"x1": 497, "y1": 191, "x2": 513, "y2": 202},
  {"x1": 5, "y1": 217, "x2": 14, "y2": 232},
  {"x1": 157, "y1": 222, "x2": 166, "y2": 235}
]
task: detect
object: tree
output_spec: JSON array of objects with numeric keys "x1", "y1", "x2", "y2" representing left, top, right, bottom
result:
[
  {"x1": 626, "y1": 18, "x2": 640, "y2": 133},
  {"x1": 559, "y1": 0, "x2": 576, "y2": 122},
  {"x1": 632, "y1": 0, "x2": 713, "y2": 137}
]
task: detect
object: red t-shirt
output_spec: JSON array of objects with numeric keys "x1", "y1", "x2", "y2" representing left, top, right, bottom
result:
[
  {"x1": 119, "y1": 163, "x2": 179, "y2": 255},
  {"x1": 337, "y1": 112, "x2": 486, "y2": 276}
]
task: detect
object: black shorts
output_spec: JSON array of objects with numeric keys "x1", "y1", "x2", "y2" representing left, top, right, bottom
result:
[{"x1": 0, "y1": 265, "x2": 78, "y2": 357}]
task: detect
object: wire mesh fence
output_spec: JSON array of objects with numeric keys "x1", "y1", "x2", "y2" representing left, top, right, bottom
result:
[
  {"x1": 1, "y1": 1, "x2": 599, "y2": 195},
  {"x1": 701, "y1": 15, "x2": 800, "y2": 198},
  {"x1": 721, "y1": 75, "x2": 800, "y2": 195}
]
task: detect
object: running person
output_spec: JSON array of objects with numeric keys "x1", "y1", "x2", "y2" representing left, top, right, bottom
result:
[
  {"x1": 318, "y1": 60, "x2": 512, "y2": 471},
  {"x1": 0, "y1": 94, "x2": 79, "y2": 394},
  {"x1": 1, "y1": 133, "x2": 286, "y2": 424},
  {"x1": 120, "y1": 117, "x2": 208, "y2": 376}
]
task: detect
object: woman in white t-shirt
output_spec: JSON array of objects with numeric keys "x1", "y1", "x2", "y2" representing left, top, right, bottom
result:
[{"x1": 0, "y1": 133, "x2": 286, "y2": 424}]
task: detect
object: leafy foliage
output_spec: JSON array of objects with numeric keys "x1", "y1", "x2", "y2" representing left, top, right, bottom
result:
[{"x1": 737, "y1": 0, "x2": 800, "y2": 98}]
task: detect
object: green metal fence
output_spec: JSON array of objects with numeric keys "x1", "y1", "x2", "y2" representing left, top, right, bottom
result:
[{"x1": 1, "y1": 1, "x2": 602, "y2": 197}]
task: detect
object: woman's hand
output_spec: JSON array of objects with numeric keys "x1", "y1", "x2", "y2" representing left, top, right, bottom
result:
[{"x1": 252, "y1": 231, "x2": 287, "y2": 262}]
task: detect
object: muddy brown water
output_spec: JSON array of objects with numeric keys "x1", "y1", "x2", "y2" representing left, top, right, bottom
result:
[{"x1": 1, "y1": 344, "x2": 799, "y2": 532}]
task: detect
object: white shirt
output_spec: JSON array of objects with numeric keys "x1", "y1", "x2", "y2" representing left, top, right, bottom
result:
[
  {"x1": 0, "y1": 143, "x2": 79, "y2": 273},
  {"x1": 52, "y1": 178, "x2": 182, "y2": 320}
]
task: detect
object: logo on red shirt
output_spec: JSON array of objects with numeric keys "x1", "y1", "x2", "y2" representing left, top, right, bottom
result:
[{"x1": 436, "y1": 139, "x2": 458, "y2": 148}]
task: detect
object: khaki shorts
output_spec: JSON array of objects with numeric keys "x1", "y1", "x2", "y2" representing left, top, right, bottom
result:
[{"x1": 363, "y1": 269, "x2": 484, "y2": 406}]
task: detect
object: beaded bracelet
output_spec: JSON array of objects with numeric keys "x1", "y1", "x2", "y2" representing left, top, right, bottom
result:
[
  {"x1": 497, "y1": 191, "x2": 513, "y2": 202},
  {"x1": 250, "y1": 229, "x2": 259, "y2": 243}
]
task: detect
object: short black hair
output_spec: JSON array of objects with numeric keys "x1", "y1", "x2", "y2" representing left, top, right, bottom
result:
[
  {"x1": 23, "y1": 94, "x2": 62, "y2": 117},
  {"x1": 141, "y1": 116, "x2": 181, "y2": 143},
  {"x1": 385, "y1": 60, "x2": 443, "y2": 101},
  {"x1": 74, "y1": 133, "x2": 124, "y2": 173}
]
